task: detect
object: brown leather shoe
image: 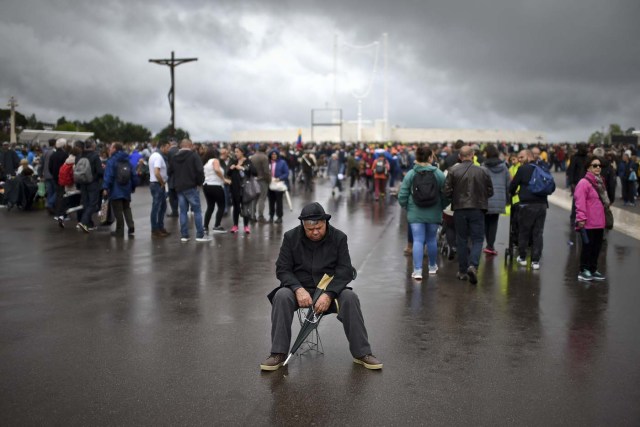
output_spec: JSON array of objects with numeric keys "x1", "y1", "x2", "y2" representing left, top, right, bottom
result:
[
  {"x1": 151, "y1": 230, "x2": 163, "y2": 238},
  {"x1": 353, "y1": 354, "x2": 383, "y2": 370},
  {"x1": 159, "y1": 229, "x2": 171, "y2": 237},
  {"x1": 260, "y1": 353, "x2": 286, "y2": 371}
]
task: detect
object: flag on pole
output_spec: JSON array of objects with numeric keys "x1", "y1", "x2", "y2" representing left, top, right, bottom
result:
[{"x1": 296, "y1": 129, "x2": 303, "y2": 149}]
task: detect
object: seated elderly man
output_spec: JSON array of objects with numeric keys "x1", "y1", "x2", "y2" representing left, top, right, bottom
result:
[{"x1": 261, "y1": 202, "x2": 382, "y2": 371}]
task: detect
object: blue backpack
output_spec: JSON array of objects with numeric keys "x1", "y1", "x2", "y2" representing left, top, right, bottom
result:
[{"x1": 528, "y1": 164, "x2": 555, "y2": 196}]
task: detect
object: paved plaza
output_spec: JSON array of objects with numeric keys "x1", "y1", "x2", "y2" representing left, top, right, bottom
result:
[{"x1": 1, "y1": 180, "x2": 639, "y2": 425}]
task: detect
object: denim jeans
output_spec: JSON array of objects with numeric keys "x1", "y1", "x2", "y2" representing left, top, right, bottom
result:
[
  {"x1": 149, "y1": 182, "x2": 167, "y2": 231},
  {"x1": 410, "y1": 222, "x2": 440, "y2": 271},
  {"x1": 45, "y1": 178, "x2": 57, "y2": 209},
  {"x1": 178, "y1": 187, "x2": 204, "y2": 238},
  {"x1": 453, "y1": 209, "x2": 485, "y2": 273},
  {"x1": 80, "y1": 181, "x2": 101, "y2": 227}
]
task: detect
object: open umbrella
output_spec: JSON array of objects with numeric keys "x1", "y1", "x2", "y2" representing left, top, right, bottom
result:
[{"x1": 283, "y1": 274, "x2": 334, "y2": 366}]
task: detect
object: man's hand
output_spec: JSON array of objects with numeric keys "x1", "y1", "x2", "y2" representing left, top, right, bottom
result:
[
  {"x1": 295, "y1": 288, "x2": 312, "y2": 308},
  {"x1": 314, "y1": 293, "x2": 332, "y2": 314}
]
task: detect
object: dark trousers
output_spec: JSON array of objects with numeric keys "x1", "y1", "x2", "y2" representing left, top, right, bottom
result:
[
  {"x1": 270, "y1": 287, "x2": 372, "y2": 358},
  {"x1": 484, "y1": 213, "x2": 500, "y2": 249},
  {"x1": 111, "y1": 199, "x2": 134, "y2": 235},
  {"x1": 303, "y1": 171, "x2": 313, "y2": 192},
  {"x1": 203, "y1": 185, "x2": 225, "y2": 229},
  {"x1": 580, "y1": 228, "x2": 604, "y2": 273},
  {"x1": 517, "y1": 204, "x2": 547, "y2": 262},
  {"x1": 231, "y1": 191, "x2": 249, "y2": 227},
  {"x1": 621, "y1": 180, "x2": 636, "y2": 203},
  {"x1": 268, "y1": 190, "x2": 284, "y2": 219},
  {"x1": 80, "y1": 181, "x2": 100, "y2": 227},
  {"x1": 453, "y1": 209, "x2": 485, "y2": 273},
  {"x1": 168, "y1": 187, "x2": 179, "y2": 215},
  {"x1": 54, "y1": 183, "x2": 67, "y2": 217}
]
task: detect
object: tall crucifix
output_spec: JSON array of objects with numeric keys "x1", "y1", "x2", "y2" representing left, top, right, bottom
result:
[{"x1": 149, "y1": 51, "x2": 198, "y2": 136}]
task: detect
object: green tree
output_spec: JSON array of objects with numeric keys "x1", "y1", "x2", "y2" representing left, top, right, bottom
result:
[
  {"x1": 55, "y1": 122, "x2": 78, "y2": 132},
  {"x1": 626, "y1": 127, "x2": 636, "y2": 135},
  {"x1": 120, "y1": 122, "x2": 151, "y2": 143},
  {"x1": 154, "y1": 125, "x2": 190, "y2": 142},
  {"x1": 608, "y1": 124, "x2": 623, "y2": 136},
  {"x1": 588, "y1": 130, "x2": 605, "y2": 146}
]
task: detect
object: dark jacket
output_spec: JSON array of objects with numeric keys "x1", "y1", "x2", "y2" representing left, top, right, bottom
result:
[
  {"x1": 169, "y1": 149, "x2": 204, "y2": 192},
  {"x1": 226, "y1": 158, "x2": 255, "y2": 196},
  {"x1": 0, "y1": 148, "x2": 20, "y2": 177},
  {"x1": 509, "y1": 163, "x2": 548, "y2": 205},
  {"x1": 440, "y1": 150, "x2": 460, "y2": 171},
  {"x1": 443, "y1": 160, "x2": 493, "y2": 210},
  {"x1": 269, "y1": 223, "x2": 353, "y2": 303},
  {"x1": 567, "y1": 153, "x2": 588, "y2": 187},
  {"x1": 102, "y1": 150, "x2": 138, "y2": 201},
  {"x1": 49, "y1": 149, "x2": 69, "y2": 184}
]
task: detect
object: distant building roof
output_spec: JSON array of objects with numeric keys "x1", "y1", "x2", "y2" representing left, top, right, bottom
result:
[{"x1": 18, "y1": 129, "x2": 95, "y2": 144}]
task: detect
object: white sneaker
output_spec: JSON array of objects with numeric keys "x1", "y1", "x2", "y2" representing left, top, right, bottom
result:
[
  {"x1": 180, "y1": 237, "x2": 190, "y2": 243},
  {"x1": 195, "y1": 236, "x2": 212, "y2": 242},
  {"x1": 531, "y1": 262, "x2": 540, "y2": 270},
  {"x1": 411, "y1": 269, "x2": 423, "y2": 280},
  {"x1": 516, "y1": 256, "x2": 527, "y2": 267},
  {"x1": 428, "y1": 265, "x2": 438, "y2": 275}
]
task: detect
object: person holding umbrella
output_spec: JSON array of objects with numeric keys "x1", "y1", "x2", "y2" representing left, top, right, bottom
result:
[{"x1": 260, "y1": 202, "x2": 383, "y2": 371}]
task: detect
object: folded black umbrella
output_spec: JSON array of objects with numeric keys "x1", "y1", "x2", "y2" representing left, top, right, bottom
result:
[{"x1": 283, "y1": 274, "x2": 334, "y2": 366}]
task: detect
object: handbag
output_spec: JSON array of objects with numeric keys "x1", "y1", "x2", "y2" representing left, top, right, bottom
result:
[
  {"x1": 269, "y1": 180, "x2": 287, "y2": 192},
  {"x1": 628, "y1": 170, "x2": 637, "y2": 182},
  {"x1": 242, "y1": 177, "x2": 261, "y2": 203},
  {"x1": 588, "y1": 180, "x2": 614, "y2": 230}
]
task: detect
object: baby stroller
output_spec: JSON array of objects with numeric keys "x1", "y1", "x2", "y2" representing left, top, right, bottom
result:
[
  {"x1": 438, "y1": 212, "x2": 456, "y2": 260},
  {"x1": 4, "y1": 175, "x2": 38, "y2": 211},
  {"x1": 504, "y1": 203, "x2": 520, "y2": 263}
]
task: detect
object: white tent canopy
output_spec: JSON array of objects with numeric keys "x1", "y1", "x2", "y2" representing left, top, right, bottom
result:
[{"x1": 18, "y1": 129, "x2": 94, "y2": 145}]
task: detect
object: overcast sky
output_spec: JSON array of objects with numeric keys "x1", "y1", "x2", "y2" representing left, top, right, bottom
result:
[{"x1": 1, "y1": 0, "x2": 639, "y2": 142}]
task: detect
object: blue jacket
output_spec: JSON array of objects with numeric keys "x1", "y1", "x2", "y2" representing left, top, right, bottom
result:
[
  {"x1": 268, "y1": 150, "x2": 290, "y2": 187},
  {"x1": 103, "y1": 150, "x2": 138, "y2": 200},
  {"x1": 129, "y1": 150, "x2": 142, "y2": 169}
]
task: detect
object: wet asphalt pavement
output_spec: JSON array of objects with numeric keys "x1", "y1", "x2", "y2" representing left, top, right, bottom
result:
[{"x1": 1, "y1": 179, "x2": 639, "y2": 426}]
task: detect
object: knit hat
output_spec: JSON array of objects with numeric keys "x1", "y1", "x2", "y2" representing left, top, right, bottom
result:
[
  {"x1": 298, "y1": 202, "x2": 331, "y2": 221},
  {"x1": 56, "y1": 138, "x2": 67, "y2": 148}
]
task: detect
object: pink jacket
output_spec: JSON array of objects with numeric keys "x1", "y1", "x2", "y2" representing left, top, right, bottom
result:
[{"x1": 574, "y1": 172, "x2": 605, "y2": 229}]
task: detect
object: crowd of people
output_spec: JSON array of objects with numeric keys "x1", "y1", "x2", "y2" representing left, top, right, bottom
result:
[{"x1": 1, "y1": 137, "x2": 638, "y2": 283}]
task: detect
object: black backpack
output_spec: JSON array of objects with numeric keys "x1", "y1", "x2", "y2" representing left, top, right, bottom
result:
[
  {"x1": 116, "y1": 161, "x2": 131, "y2": 185},
  {"x1": 411, "y1": 169, "x2": 440, "y2": 207}
]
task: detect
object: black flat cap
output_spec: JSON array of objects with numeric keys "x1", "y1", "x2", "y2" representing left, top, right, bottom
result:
[{"x1": 298, "y1": 202, "x2": 331, "y2": 221}]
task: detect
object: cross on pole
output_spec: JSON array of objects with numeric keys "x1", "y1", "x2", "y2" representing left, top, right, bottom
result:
[
  {"x1": 149, "y1": 51, "x2": 197, "y2": 136},
  {"x1": 7, "y1": 96, "x2": 18, "y2": 144}
]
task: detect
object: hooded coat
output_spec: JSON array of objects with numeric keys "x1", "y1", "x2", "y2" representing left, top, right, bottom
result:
[
  {"x1": 268, "y1": 149, "x2": 290, "y2": 186},
  {"x1": 103, "y1": 150, "x2": 137, "y2": 201},
  {"x1": 482, "y1": 158, "x2": 511, "y2": 214},
  {"x1": 169, "y1": 149, "x2": 204, "y2": 193}
]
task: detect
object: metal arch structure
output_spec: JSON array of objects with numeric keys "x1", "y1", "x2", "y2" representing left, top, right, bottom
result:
[
  {"x1": 311, "y1": 108, "x2": 342, "y2": 143},
  {"x1": 149, "y1": 51, "x2": 198, "y2": 136}
]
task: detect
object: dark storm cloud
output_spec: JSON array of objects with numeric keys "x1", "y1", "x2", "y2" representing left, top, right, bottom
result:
[{"x1": 1, "y1": 0, "x2": 639, "y2": 141}]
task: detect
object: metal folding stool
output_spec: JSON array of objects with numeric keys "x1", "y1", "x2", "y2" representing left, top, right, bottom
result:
[{"x1": 294, "y1": 266, "x2": 357, "y2": 357}]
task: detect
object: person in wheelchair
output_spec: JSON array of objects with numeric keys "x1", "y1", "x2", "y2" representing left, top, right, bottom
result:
[{"x1": 261, "y1": 202, "x2": 383, "y2": 371}]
